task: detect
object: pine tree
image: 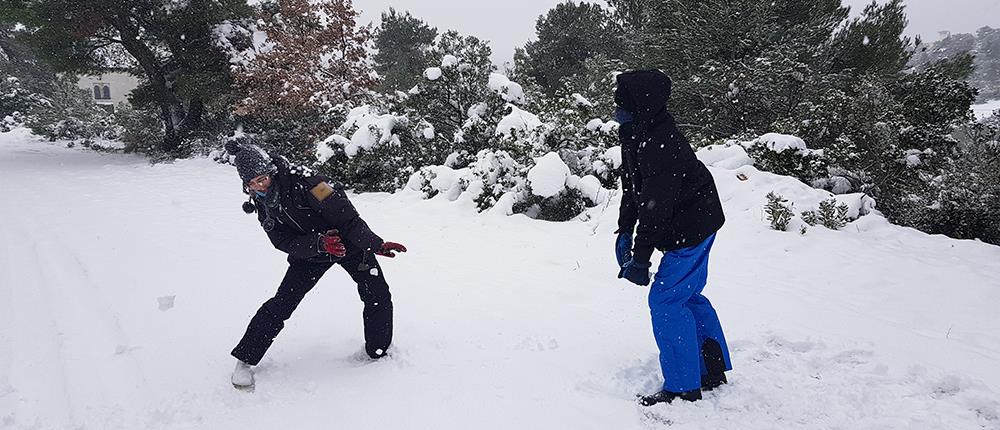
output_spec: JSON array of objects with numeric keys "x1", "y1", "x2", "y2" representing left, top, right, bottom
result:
[
  {"x1": 373, "y1": 8, "x2": 437, "y2": 93},
  {"x1": 765, "y1": 192, "x2": 794, "y2": 231},
  {"x1": 403, "y1": 30, "x2": 501, "y2": 160},
  {"x1": 514, "y1": 1, "x2": 621, "y2": 96},
  {"x1": 0, "y1": 24, "x2": 57, "y2": 122},
  {"x1": 2, "y1": 0, "x2": 251, "y2": 153},
  {"x1": 828, "y1": 0, "x2": 911, "y2": 77}
]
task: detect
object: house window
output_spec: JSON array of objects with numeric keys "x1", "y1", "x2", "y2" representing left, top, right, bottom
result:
[{"x1": 93, "y1": 83, "x2": 111, "y2": 100}]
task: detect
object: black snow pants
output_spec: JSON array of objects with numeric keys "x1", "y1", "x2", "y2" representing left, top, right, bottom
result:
[{"x1": 231, "y1": 251, "x2": 393, "y2": 365}]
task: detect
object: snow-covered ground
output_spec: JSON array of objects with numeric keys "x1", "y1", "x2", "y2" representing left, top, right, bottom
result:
[
  {"x1": 1, "y1": 129, "x2": 999, "y2": 429},
  {"x1": 974, "y1": 99, "x2": 1000, "y2": 121}
]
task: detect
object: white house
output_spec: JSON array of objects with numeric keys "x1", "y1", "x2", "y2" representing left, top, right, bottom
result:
[{"x1": 77, "y1": 73, "x2": 140, "y2": 111}]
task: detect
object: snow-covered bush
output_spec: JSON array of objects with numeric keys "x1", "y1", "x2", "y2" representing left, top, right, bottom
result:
[
  {"x1": 467, "y1": 149, "x2": 526, "y2": 211},
  {"x1": 109, "y1": 104, "x2": 163, "y2": 153},
  {"x1": 512, "y1": 152, "x2": 605, "y2": 221},
  {"x1": 0, "y1": 76, "x2": 33, "y2": 131},
  {"x1": 315, "y1": 105, "x2": 421, "y2": 192},
  {"x1": 405, "y1": 150, "x2": 608, "y2": 221},
  {"x1": 25, "y1": 76, "x2": 116, "y2": 144},
  {"x1": 801, "y1": 198, "x2": 850, "y2": 230},
  {"x1": 402, "y1": 31, "x2": 520, "y2": 162},
  {"x1": 742, "y1": 133, "x2": 827, "y2": 184}
]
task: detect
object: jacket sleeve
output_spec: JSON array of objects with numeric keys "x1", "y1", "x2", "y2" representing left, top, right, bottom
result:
[
  {"x1": 618, "y1": 163, "x2": 638, "y2": 234},
  {"x1": 307, "y1": 182, "x2": 384, "y2": 253},
  {"x1": 616, "y1": 123, "x2": 638, "y2": 234},
  {"x1": 632, "y1": 170, "x2": 682, "y2": 264},
  {"x1": 258, "y1": 208, "x2": 325, "y2": 259}
]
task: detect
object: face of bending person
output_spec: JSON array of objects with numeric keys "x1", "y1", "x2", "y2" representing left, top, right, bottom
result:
[{"x1": 247, "y1": 174, "x2": 272, "y2": 194}]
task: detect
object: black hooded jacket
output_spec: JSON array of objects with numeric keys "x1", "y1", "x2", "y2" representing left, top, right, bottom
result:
[
  {"x1": 252, "y1": 157, "x2": 384, "y2": 263},
  {"x1": 615, "y1": 70, "x2": 725, "y2": 263}
]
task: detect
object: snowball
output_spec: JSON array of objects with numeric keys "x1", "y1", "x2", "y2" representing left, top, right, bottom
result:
[
  {"x1": 157, "y1": 295, "x2": 175, "y2": 312},
  {"x1": 424, "y1": 67, "x2": 442, "y2": 81},
  {"x1": 527, "y1": 152, "x2": 570, "y2": 198},
  {"x1": 441, "y1": 54, "x2": 459, "y2": 68},
  {"x1": 423, "y1": 124, "x2": 436, "y2": 140},
  {"x1": 495, "y1": 105, "x2": 542, "y2": 137}
]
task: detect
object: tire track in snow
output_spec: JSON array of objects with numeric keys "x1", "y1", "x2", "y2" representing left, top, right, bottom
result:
[
  {"x1": 0, "y1": 217, "x2": 75, "y2": 429},
  {"x1": 6, "y1": 202, "x2": 152, "y2": 429}
]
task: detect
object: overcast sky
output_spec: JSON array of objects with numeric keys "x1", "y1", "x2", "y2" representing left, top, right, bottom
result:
[{"x1": 350, "y1": 0, "x2": 1000, "y2": 65}]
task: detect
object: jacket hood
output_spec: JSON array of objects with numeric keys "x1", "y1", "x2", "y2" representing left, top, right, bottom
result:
[{"x1": 614, "y1": 70, "x2": 672, "y2": 123}]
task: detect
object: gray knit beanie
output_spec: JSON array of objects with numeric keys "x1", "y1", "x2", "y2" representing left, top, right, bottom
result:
[{"x1": 225, "y1": 138, "x2": 276, "y2": 184}]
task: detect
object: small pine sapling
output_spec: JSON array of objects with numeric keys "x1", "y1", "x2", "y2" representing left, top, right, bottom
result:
[{"x1": 765, "y1": 192, "x2": 794, "y2": 231}]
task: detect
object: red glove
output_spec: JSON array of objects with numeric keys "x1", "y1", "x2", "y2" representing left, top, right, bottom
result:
[
  {"x1": 321, "y1": 229, "x2": 346, "y2": 257},
  {"x1": 375, "y1": 241, "x2": 407, "y2": 258}
]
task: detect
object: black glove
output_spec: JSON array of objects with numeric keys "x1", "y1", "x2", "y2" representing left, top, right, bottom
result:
[{"x1": 618, "y1": 258, "x2": 651, "y2": 286}]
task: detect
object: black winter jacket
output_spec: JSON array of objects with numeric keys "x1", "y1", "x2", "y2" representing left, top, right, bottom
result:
[
  {"x1": 615, "y1": 70, "x2": 725, "y2": 263},
  {"x1": 253, "y1": 157, "x2": 384, "y2": 263}
]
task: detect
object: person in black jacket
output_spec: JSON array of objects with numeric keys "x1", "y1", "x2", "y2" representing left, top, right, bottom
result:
[
  {"x1": 612, "y1": 70, "x2": 732, "y2": 406},
  {"x1": 225, "y1": 139, "x2": 406, "y2": 389}
]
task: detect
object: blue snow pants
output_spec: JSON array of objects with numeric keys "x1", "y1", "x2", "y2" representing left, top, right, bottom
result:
[{"x1": 648, "y1": 233, "x2": 731, "y2": 392}]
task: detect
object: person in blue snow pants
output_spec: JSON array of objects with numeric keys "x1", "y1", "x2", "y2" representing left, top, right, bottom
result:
[{"x1": 612, "y1": 70, "x2": 732, "y2": 406}]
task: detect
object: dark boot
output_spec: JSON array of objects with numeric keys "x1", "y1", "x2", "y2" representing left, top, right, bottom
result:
[
  {"x1": 638, "y1": 389, "x2": 702, "y2": 406},
  {"x1": 701, "y1": 338, "x2": 728, "y2": 391}
]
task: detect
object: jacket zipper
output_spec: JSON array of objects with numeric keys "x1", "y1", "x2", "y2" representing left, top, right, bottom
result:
[{"x1": 281, "y1": 206, "x2": 306, "y2": 232}]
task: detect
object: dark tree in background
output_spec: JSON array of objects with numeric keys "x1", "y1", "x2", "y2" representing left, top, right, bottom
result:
[
  {"x1": 827, "y1": 0, "x2": 911, "y2": 77},
  {"x1": 911, "y1": 26, "x2": 1000, "y2": 101},
  {"x1": 373, "y1": 8, "x2": 437, "y2": 93},
  {"x1": 0, "y1": 22, "x2": 58, "y2": 120},
  {"x1": 1, "y1": 0, "x2": 251, "y2": 154},
  {"x1": 514, "y1": 1, "x2": 622, "y2": 96}
]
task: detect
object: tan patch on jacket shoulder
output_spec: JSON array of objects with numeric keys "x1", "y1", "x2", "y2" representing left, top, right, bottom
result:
[{"x1": 310, "y1": 182, "x2": 335, "y2": 201}]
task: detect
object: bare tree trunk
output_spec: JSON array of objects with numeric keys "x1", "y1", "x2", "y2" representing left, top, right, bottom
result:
[{"x1": 110, "y1": 14, "x2": 190, "y2": 153}]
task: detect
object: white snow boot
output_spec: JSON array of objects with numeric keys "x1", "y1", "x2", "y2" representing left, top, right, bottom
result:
[{"x1": 231, "y1": 360, "x2": 255, "y2": 389}]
